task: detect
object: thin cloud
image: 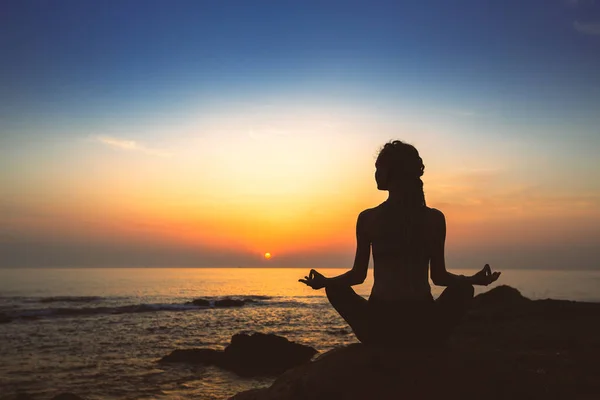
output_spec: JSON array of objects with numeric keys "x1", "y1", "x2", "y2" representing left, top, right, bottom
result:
[
  {"x1": 95, "y1": 135, "x2": 172, "y2": 157},
  {"x1": 573, "y1": 21, "x2": 600, "y2": 35}
]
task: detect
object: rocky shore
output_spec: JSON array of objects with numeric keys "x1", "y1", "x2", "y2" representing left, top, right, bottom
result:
[
  {"x1": 230, "y1": 285, "x2": 600, "y2": 400},
  {"x1": 4, "y1": 286, "x2": 599, "y2": 399},
  {"x1": 160, "y1": 332, "x2": 317, "y2": 377}
]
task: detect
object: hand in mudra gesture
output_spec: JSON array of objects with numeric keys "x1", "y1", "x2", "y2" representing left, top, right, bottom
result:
[
  {"x1": 299, "y1": 269, "x2": 327, "y2": 290},
  {"x1": 471, "y1": 264, "x2": 501, "y2": 286}
]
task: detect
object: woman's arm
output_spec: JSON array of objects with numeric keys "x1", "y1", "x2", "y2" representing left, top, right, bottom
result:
[
  {"x1": 299, "y1": 211, "x2": 371, "y2": 289},
  {"x1": 429, "y1": 209, "x2": 500, "y2": 287},
  {"x1": 326, "y1": 210, "x2": 371, "y2": 287}
]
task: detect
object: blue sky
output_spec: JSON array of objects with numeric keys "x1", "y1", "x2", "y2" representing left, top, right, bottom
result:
[
  {"x1": 1, "y1": 0, "x2": 599, "y2": 268},
  {"x1": 2, "y1": 0, "x2": 599, "y2": 131}
]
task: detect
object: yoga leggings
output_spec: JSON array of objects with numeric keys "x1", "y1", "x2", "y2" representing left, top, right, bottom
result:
[{"x1": 325, "y1": 283, "x2": 474, "y2": 346}]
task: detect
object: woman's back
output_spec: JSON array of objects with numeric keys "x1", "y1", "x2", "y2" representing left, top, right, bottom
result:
[{"x1": 366, "y1": 202, "x2": 434, "y2": 302}]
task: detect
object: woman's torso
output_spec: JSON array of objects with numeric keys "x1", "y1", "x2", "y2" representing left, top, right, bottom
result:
[{"x1": 365, "y1": 202, "x2": 434, "y2": 302}]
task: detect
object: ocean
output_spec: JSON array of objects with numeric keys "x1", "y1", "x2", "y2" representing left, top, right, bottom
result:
[{"x1": 1, "y1": 267, "x2": 599, "y2": 399}]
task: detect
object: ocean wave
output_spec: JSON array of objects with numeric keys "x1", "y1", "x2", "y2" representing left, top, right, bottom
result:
[
  {"x1": 2, "y1": 296, "x2": 306, "y2": 321},
  {"x1": 239, "y1": 295, "x2": 273, "y2": 300},
  {"x1": 325, "y1": 328, "x2": 351, "y2": 336},
  {"x1": 8, "y1": 303, "x2": 199, "y2": 320},
  {"x1": 186, "y1": 295, "x2": 273, "y2": 307},
  {"x1": 0, "y1": 295, "x2": 121, "y2": 304},
  {"x1": 38, "y1": 296, "x2": 105, "y2": 303}
]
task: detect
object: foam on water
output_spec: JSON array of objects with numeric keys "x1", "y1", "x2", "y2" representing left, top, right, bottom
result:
[{"x1": 0, "y1": 295, "x2": 301, "y2": 321}]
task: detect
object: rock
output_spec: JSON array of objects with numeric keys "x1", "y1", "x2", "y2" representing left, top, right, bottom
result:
[
  {"x1": 160, "y1": 333, "x2": 317, "y2": 377},
  {"x1": 472, "y1": 285, "x2": 530, "y2": 308},
  {"x1": 230, "y1": 344, "x2": 477, "y2": 400},
  {"x1": 223, "y1": 333, "x2": 318, "y2": 377},
  {"x1": 187, "y1": 298, "x2": 210, "y2": 307},
  {"x1": 214, "y1": 298, "x2": 246, "y2": 307},
  {"x1": 230, "y1": 341, "x2": 599, "y2": 400},
  {"x1": 468, "y1": 285, "x2": 532, "y2": 321},
  {"x1": 230, "y1": 286, "x2": 600, "y2": 399},
  {"x1": 50, "y1": 394, "x2": 84, "y2": 400}
]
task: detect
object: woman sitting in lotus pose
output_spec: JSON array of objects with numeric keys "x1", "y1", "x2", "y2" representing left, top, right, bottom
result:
[{"x1": 300, "y1": 140, "x2": 500, "y2": 345}]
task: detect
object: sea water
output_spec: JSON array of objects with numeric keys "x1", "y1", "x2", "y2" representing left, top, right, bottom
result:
[{"x1": 1, "y1": 268, "x2": 599, "y2": 399}]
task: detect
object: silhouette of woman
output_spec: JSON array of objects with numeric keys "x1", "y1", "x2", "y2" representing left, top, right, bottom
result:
[{"x1": 300, "y1": 140, "x2": 500, "y2": 346}]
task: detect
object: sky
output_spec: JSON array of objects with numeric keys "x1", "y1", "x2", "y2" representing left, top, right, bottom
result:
[{"x1": 1, "y1": 0, "x2": 599, "y2": 269}]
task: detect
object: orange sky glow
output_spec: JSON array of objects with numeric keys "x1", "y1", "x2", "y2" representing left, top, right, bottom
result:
[{"x1": 2, "y1": 103, "x2": 599, "y2": 270}]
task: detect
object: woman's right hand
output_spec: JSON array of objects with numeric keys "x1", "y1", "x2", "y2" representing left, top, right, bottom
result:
[
  {"x1": 299, "y1": 269, "x2": 327, "y2": 290},
  {"x1": 470, "y1": 264, "x2": 501, "y2": 286}
]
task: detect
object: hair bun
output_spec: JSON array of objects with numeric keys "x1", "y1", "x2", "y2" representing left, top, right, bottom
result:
[
  {"x1": 382, "y1": 140, "x2": 425, "y2": 179},
  {"x1": 377, "y1": 140, "x2": 427, "y2": 207}
]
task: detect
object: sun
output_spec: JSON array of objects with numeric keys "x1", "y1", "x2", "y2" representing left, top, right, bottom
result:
[{"x1": 264, "y1": 252, "x2": 272, "y2": 260}]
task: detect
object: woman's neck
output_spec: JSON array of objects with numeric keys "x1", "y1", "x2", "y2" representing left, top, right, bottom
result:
[{"x1": 386, "y1": 190, "x2": 406, "y2": 204}]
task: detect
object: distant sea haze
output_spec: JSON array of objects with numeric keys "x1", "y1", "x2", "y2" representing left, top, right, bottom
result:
[
  {"x1": 1, "y1": 268, "x2": 599, "y2": 302},
  {"x1": 1, "y1": 268, "x2": 598, "y2": 399}
]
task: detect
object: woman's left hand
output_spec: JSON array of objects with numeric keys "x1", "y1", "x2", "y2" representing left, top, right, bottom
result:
[
  {"x1": 470, "y1": 264, "x2": 501, "y2": 286},
  {"x1": 299, "y1": 269, "x2": 327, "y2": 290}
]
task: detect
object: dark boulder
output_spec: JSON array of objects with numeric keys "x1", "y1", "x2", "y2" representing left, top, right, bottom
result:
[
  {"x1": 160, "y1": 333, "x2": 317, "y2": 377},
  {"x1": 223, "y1": 333, "x2": 318, "y2": 377},
  {"x1": 472, "y1": 285, "x2": 530, "y2": 308}
]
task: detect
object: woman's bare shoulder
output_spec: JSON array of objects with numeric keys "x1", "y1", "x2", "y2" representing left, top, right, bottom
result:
[
  {"x1": 423, "y1": 207, "x2": 446, "y2": 232},
  {"x1": 356, "y1": 204, "x2": 388, "y2": 229},
  {"x1": 425, "y1": 207, "x2": 445, "y2": 219},
  {"x1": 358, "y1": 206, "x2": 376, "y2": 221},
  {"x1": 358, "y1": 202, "x2": 387, "y2": 218}
]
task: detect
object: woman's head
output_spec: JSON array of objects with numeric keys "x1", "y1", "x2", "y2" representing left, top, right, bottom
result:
[{"x1": 375, "y1": 140, "x2": 426, "y2": 207}]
